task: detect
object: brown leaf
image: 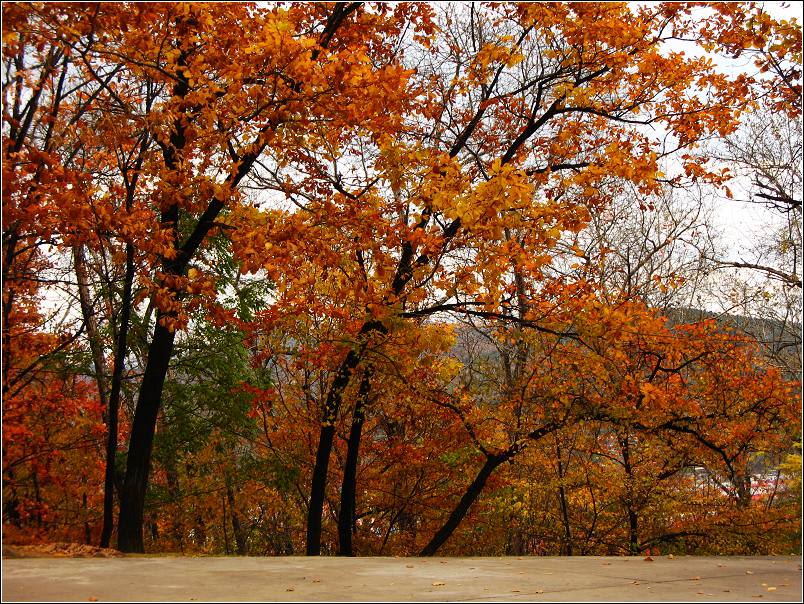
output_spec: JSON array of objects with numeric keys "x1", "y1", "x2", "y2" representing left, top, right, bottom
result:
[
  {"x1": 644, "y1": 555, "x2": 654, "y2": 561},
  {"x1": 432, "y1": 582, "x2": 446, "y2": 587}
]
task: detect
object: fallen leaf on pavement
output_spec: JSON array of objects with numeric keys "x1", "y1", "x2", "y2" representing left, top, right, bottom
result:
[{"x1": 432, "y1": 582, "x2": 446, "y2": 587}]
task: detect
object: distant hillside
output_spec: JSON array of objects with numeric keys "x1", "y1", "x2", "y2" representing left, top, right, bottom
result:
[{"x1": 665, "y1": 306, "x2": 801, "y2": 379}]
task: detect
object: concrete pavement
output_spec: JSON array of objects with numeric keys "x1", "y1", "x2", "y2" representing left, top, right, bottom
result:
[{"x1": 3, "y1": 554, "x2": 802, "y2": 602}]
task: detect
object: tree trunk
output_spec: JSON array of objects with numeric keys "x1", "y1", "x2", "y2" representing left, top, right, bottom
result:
[
  {"x1": 620, "y1": 433, "x2": 640, "y2": 556},
  {"x1": 117, "y1": 316, "x2": 176, "y2": 552},
  {"x1": 555, "y1": 441, "x2": 573, "y2": 556},
  {"x1": 419, "y1": 453, "x2": 508, "y2": 556},
  {"x1": 222, "y1": 491, "x2": 230, "y2": 555},
  {"x1": 226, "y1": 477, "x2": 248, "y2": 555},
  {"x1": 628, "y1": 508, "x2": 640, "y2": 556},
  {"x1": 100, "y1": 242, "x2": 134, "y2": 548},
  {"x1": 72, "y1": 246, "x2": 109, "y2": 412},
  {"x1": 337, "y1": 367, "x2": 371, "y2": 556},
  {"x1": 306, "y1": 320, "x2": 384, "y2": 556}
]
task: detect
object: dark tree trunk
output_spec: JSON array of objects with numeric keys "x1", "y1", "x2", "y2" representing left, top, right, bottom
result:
[
  {"x1": 117, "y1": 317, "x2": 176, "y2": 552},
  {"x1": 619, "y1": 433, "x2": 640, "y2": 556},
  {"x1": 222, "y1": 491, "x2": 230, "y2": 555},
  {"x1": 628, "y1": 508, "x2": 640, "y2": 556},
  {"x1": 100, "y1": 242, "x2": 134, "y2": 548},
  {"x1": 306, "y1": 320, "x2": 384, "y2": 556},
  {"x1": 419, "y1": 422, "x2": 559, "y2": 556},
  {"x1": 306, "y1": 425, "x2": 336, "y2": 555},
  {"x1": 226, "y1": 477, "x2": 248, "y2": 555},
  {"x1": 337, "y1": 368, "x2": 371, "y2": 556},
  {"x1": 555, "y1": 441, "x2": 573, "y2": 556},
  {"x1": 419, "y1": 453, "x2": 508, "y2": 556}
]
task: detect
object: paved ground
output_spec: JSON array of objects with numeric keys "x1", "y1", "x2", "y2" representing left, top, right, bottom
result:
[{"x1": 3, "y1": 554, "x2": 801, "y2": 602}]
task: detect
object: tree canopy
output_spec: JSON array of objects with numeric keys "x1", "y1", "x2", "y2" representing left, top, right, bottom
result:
[{"x1": 2, "y1": 1, "x2": 801, "y2": 556}]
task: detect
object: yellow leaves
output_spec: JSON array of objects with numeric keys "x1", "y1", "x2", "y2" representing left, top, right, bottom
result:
[
  {"x1": 474, "y1": 42, "x2": 510, "y2": 70},
  {"x1": 552, "y1": 81, "x2": 574, "y2": 100},
  {"x1": 457, "y1": 162, "x2": 533, "y2": 231},
  {"x1": 298, "y1": 37, "x2": 318, "y2": 50}
]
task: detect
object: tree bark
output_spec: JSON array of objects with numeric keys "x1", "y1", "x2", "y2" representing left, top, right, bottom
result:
[
  {"x1": 419, "y1": 423, "x2": 558, "y2": 556},
  {"x1": 628, "y1": 508, "x2": 640, "y2": 556},
  {"x1": 555, "y1": 441, "x2": 573, "y2": 556},
  {"x1": 72, "y1": 245, "x2": 109, "y2": 412},
  {"x1": 337, "y1": 367, "x2": 371, "y2": 556},
  {"x1": 306, "y1": 347, "x2": 361, "y2": 555},
  {"x1": 620, "y1": 433, "x2": 640, "y2": 556},
  {"x1": 226, "y1": 476, "x2": 248, "y2": 555},
  {"x1": 419, "y1": 453, "x2": 509, "y2": 556},
  {"x1": 306, "y1": 320, "x2": 384, "y2": 555},
  {"x1": 100, "y1": 242, "x2": 134, "y2": 548},
  {"x1": 117, "y1": 316, "x2": 176, "y2": 552}
]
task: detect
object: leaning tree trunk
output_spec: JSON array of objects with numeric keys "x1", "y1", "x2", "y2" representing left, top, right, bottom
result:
[
  {"x1": 419, "y1": 422, "x2": 559, "y2": 556},
  {"x1": 419, "y1": 453, "x2": 509, "y2": 556}
]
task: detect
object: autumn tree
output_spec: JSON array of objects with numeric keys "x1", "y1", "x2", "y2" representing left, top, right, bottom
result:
[
  {"x1": 231, "y1": 1, "x2": 801, "y2": 555},
  {"x1": 2, "y1": 2, "x2": 131, "y2": 544},
  {"x1": 4, "y1": 1, "x2": 800, "y2": 556}
]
